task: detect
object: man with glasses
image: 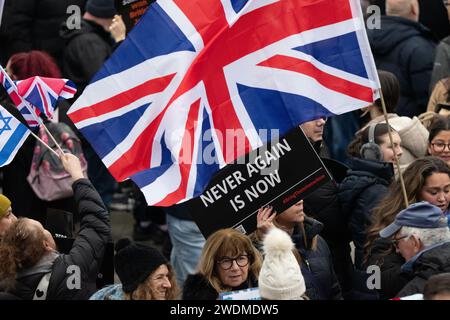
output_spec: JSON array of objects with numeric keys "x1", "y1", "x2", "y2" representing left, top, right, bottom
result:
[{"x1": 380, "y1": 201, "x2": 450, "y2": 297}]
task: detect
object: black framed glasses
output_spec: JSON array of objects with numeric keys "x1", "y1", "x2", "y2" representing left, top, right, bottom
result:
[
  {"x1": 217, "y1": 255, "x2": 249, "y2": 270},
  {"x1": 431, "y1": 142, "x2": 450, "y2": 152},
  {"x1": 392, "y1": 235, "x2": 409, "y2": 248}
]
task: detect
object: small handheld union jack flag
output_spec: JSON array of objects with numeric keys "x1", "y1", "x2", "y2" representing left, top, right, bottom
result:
[
  {"x1": 0, "y1": 65, "x2": 77, "y2": 124},
  {"x1": 0, "y1": 65, "x2": 40, "y2": 127},
  {"x1": 16, "y1": 76, "x2": 77, "y2": 120}
]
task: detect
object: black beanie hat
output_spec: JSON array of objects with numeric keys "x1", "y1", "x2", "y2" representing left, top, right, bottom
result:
[
  {"x1": 85, "y1": 0, "x2": 116, "y2": 18},
  {"x1": 114, "y1": 238, "x2": 168, "y2": 293}
]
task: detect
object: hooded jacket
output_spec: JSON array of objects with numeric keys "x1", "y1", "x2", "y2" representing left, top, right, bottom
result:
[
  {"x1": 0, "y1": 0, "x2": 86, "y2": 66},
  {"x1": 367, "y1": 16, "x2": 436, "y2": 117},
  {"x1": 292, "y1": 217, "x2": 343, "y2": 300},
  {"x1": 60, "y1": 19, "x2": 114, "y2": 96},
  {"x1": 339, "y1": 157, "x2": 394, "y2": 270}
]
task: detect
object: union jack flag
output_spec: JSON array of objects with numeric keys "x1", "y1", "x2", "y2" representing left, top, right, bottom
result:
[
  {"x1": 16, "y1": 76, "x2": 77, "y2": 120},
  {"x1": 68, "y1": 0, "x2": 380, "y2": 206},
  {"x1": 0, "y1": 66, "x2": 40, "y2": 127}
]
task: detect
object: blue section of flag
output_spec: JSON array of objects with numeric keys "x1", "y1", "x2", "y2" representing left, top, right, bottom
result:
[
  {"x1": 193, "y1": 109, "x2": 220, "y2": 195},
  {"x1": 0, "y1": 117, "x2": 29, "y2": 167},
  {"x1": 237, "y1": 83, "x2": 333, "y2": 140},
  {"x1": 293, "y1": 32, "x2": 368, "y2": 79},
  {"x1": 80, "y1": 103, "x2": 151, "y2": 159},
  {"x1": 230, "y1": 0, "x2": 249, "y2": 12},
  {"x1": 92, "y1": 2, "x2": 196, "y2": 82},
  {"x1": 131, "y1": 132, "x2": 174, "y2": 187}
]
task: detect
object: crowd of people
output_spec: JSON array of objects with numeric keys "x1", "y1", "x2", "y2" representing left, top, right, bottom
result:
[{"x1": 1, "y1": 0, "x2": 450, "y2": 300}]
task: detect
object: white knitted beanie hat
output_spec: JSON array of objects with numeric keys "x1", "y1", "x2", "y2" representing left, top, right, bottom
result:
[{"x1": 258, "y1": 228, "x2": 306, "y2": 300}]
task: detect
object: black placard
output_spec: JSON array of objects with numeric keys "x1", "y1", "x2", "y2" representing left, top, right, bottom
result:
[
  {"x1": 115, "y1": 0, "x2": 154, "y2": 32},
  {"x1": 187, "y1": 127, "x2": 332, "y2": 238}
]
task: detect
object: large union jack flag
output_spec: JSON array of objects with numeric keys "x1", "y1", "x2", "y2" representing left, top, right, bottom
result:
[{"x1": 68, "y1": 0, "x2": 380, "y2": 206}]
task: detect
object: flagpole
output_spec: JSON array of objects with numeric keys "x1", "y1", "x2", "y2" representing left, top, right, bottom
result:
[
  {"x1": 28, "y1": 130, "x2": 60, "y2": 158},
  {"x1": 379, "y1": 89, "x2": 409, "y2": 208},
  {"x1": 0, "y1": 65, "x2": 65, "y2": 154}
]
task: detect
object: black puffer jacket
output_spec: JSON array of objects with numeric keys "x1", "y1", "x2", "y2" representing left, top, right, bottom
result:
[
  {"x1": 339, "y1": 158, "x2": 394, "y2": 270},
  {"x1": 303, "y1": 178, "x2": 353, "y2": 295},
  {"x1": 0, "y1": 0, "x2": 86, "y2": 66},
  {"x1": 292, "y1": 217, "x2": 343, "y2": 300},
  {"x1": 60, "y1": 19, "x2": 114, "y2": 96},
  {"x1": 365, "y1": 238, "x2": 410, "y2": 299},
  {"x1": 398, "y1": 241, "x2": 450, "y2": 297},
  {"x1": 182, "y1": 273, "x2": 258, "y2": 300},
  {"x1": 8, "y1": 179, "x2": 110, "y2": 300},
  {"x1": 367, "y1": 16, "x2": 436, "y2": 117}
]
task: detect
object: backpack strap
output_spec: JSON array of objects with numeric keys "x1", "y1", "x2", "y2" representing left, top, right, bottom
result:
[{"x1": 33, "y1": 272, "x2": 52, "y2": 300}]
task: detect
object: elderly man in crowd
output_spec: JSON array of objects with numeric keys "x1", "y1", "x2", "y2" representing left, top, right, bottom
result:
[{"x1": 380, "y1": 201, "x2": 450, "y2": 297}]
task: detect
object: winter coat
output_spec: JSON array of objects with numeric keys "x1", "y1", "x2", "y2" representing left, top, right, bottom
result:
[
  {"x1": 339, "y1": 157, "x2": 394, "y2": 269},
  {"x1": 182, "y1": 273, "x2": 258, "y2": 300},
  {"x1": 291, "y1": 217, "x2": 343, "y2": 300},
  {"x1": 60, "y1": 19, "x2": 114, "y2": 96},
  {"x1": 367, "y1": 16, "x2": 436, "y2": 117},
  {"x1": 303, "y1": 161, "x2": 354, "y2": 294},
  {"x1": 398, "y1": 241, "x2": 450, "y2": 297},
  {"x1": 365, "y1": 237, "x2": 411, "y2": 299},
  {"x1": 7, "y1": 179, "x2": 110, "y2": 300},
  {"x1": 0, "y1": 0, "x2": 86, "y2": 66}
]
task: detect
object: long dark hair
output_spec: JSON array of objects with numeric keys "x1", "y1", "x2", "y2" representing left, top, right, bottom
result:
[
  {"x1": 373, "y1": 70, "x2": 400, "y2": 114},
  {"x1": 364, "y1": 156, "x2": 450, "y2": 264}
]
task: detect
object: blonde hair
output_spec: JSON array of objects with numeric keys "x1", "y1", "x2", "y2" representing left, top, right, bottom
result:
[
  {"x1": 197, "y1": 228, "x2": 262, "y2": 294},
  {"x1": 124, "y1": 264, "x2": 179, "y2": 300}
]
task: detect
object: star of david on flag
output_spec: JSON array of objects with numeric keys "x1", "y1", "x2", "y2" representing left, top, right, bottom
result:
[
  {"x1": 0, "y1": 105, "x2": 30, "y2": 167},
  {"x1": 68, "y1": 0, "x2": 380, "y2": 206}
]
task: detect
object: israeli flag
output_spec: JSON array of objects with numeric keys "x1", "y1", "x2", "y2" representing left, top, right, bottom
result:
[{"x1": 0, "y1": 105, "x2": 30, "y2": 167}]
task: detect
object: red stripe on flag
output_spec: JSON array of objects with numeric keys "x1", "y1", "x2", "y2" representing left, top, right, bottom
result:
[
  {"x1": 69, "y1": 73, "x2": 176, "y2": 123},
  {"x1": 258, "y1": 55, "x2": 374, "y2": 103},
  {"x1": 108, "y1": 110, "x2": 166, "y2": 181},
  {"x1": 36, "y1": 82, "x2": 52, "y2": 118}
]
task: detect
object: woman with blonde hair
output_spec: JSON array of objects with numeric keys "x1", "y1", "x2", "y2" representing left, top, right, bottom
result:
[
  {"x1": 182, "y1": 228, "x2": 262, "y2": 300},
  {"x1": 364, "y1": 156, "x2": 450, "y2": 299}
]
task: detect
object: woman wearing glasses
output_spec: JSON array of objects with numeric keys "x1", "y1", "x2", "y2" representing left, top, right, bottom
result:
[
  {"x1": 427, "y1": 115, "x2": 450, "y2": 165},
  {"x1": 364, "y1": 156, "x2": 450, "y2": 299},
  {"x1": 182, "y1": 228, "x2": 262, "y2": 300}
]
